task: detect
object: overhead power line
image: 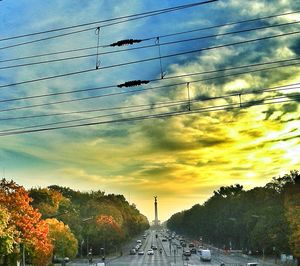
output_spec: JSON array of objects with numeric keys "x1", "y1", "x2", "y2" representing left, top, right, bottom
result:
[
  {"x1": 0, "y1": 56, "x2": 299, "y2": 105},
  {"x1": 0, "y1": 0, "x2": 218, "y2": 49},
  {"x1": 0, "y1": 94, "x2": 298, "y2": 136},
  {"x1": 1, "y1": 20, "x2": 299, "y2": 71},
  {"x1": 0, "y1": 29, "x2": 300, "y2": 89},
  {"x1": 0, "y1": 57, "x2": 299, "y2": 113},
  {"x1": 1, "y1": 9, "x2": 298, "y2": 65},
  {"x1": 0, "y1": 92, "x2": 296, "y2": 132},
  {"x1": 0, "y1": 81, "x2": 298, "y2": 122}
]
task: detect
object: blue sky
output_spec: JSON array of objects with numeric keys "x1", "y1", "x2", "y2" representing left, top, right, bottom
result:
[{"x1": 0, "y1": 0, "x2": 300, "y2": 221}]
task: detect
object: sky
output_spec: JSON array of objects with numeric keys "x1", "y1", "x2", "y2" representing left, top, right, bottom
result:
[{"x1": 0, "y1": 0, "x2": 300, "y2": 222}]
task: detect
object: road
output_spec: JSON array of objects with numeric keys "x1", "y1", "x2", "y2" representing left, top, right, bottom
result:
[{"x1": 69, "y1": 230, "x2": 276, "y2": 266}]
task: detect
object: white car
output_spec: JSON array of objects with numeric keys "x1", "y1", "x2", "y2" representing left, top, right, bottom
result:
[
  {"x1": 147, "y1": 249, "x2": 154, "y2": 255},
  {"x1": 138, "y1": 250, "x2": 144, "y2": 255},
  {"x1": 200, "y1": 249, "x2": 211, "y2": 261}
]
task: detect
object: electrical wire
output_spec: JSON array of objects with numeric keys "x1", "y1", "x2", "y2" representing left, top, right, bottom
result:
[
  {"x1": 1, "y1": 29, "x2": 300, "y2": 89},
  {"x1": 0, "y1": 56, "x2": 300, "y2": 104},
  {"x1": 0, "y1": 0, "x2": 218, "y2": 50},
  {"x1": 1, "y1": 20, "x2": 299, "y2": 71},
  {"x1": 0, "y1": 94, "x2": 298, "y2": 136},
  {"x1": 0, "y1": 58, "x2": 299, "y2": 113},
  {"x1": 0, "y1": 81, "x2": 298, "y2": 122},
  {"x1": 0, "y1": 101, "x2": 188, "y2": 133},
  {"x1": 1, "y1": 9, "x2": 298, "y2": 65},
  {"x1": 0, "y1": 83, "x2": 300, "y2": 126},
  {"x1": 0, "y1": 93, "x2": 294, "y2": 132}
]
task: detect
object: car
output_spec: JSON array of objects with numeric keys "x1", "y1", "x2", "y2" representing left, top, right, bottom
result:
[
  {"x1": 247, "y1": 263, "x2": 259, "y2": 266},
  {"x1": 147, "y1": 249, "x2": 154, "y2": 255},
  {"x1": 190, "y1": 247, "x2": 197, "y2": 254},
  {"x1": 151, "y1": 245, "x2": 158, "y2": 250},
  {"x1": 52, "y1": 256, "x2": 70, "y2": 263},
  {"x1": 200, "y1": 249, "x2": 211, "y2": 261},
  {"x1": 183, "y1": 250, "x2": 191, "y2": 256},
  {"x1": 162, "y1": 238, "x2": 167, "y2": 242},
  {"x1": 129, "y1": 248, "x2": 136, "y2": 255},
  {"x1": 198, "y1": 247, "x2": 205, "y2": 253},
  {"x1": 188, "y1": 243, "x2": 195, "y2": 248},
  {"x1": 138, "y1": 250, "x2": 144, "y2": 255},
  {"x1": 181, "y1": 242, "x2": 186, "y2": 247},
  {"x1": 136, "y1": 239, "x2": 142, "y2": 244}
]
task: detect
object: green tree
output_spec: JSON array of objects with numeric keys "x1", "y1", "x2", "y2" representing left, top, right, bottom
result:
[
  {"x1": 0, "y1": 205, "x2": 18, "y2": 256},
  {"x1": 46, "y1": 218, "x2": 78, "y2": 259},
  {"x1": 284, "y1": 170, "x2": 300, "y2": 264}
]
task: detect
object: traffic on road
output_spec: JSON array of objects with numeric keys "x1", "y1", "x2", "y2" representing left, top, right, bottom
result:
[{"x1": 98, "y1": 229, "x2": 265, "y2": 266}]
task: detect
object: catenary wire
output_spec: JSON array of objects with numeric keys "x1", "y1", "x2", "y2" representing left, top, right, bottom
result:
[
  {"x1": 0, "y1": 60, "x2": 299, "y2": 114},
  {"x1": 0, "y1": 29, "x2": 300, "y2": 89},
  {"x1": 0, "y1": 80, "x2": 299, "y2": 122},
  {"x1": 1, "y1": 20, "x2": 299, "y2": 71},
  {"x1": 0, "y1": 95, "x2": 298, "y2": 136},
  {"x1": 0, "y1": 0, "x2": 218, "y2": 50},
  {"x1": 1, "y1": 9, "x2": 299, "y2": 65},
  {"x1": 0, "y1": 93, "x2": 296, "y2": 132},
  {"x1": 0, "y1": 56, "x2": 300, "y2": 104}
]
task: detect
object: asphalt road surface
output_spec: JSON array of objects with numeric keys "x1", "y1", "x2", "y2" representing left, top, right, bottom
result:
[{"x1": 69, "y1": 230, "x2": 276, "y2": 266}]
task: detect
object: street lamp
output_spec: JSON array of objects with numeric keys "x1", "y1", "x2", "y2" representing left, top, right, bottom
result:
[
  {"x1": 80, "y1": 239, "x2": 84, "y2": 258},
  {"x1": 88, "y1": 248, "x2": 93, "y2": 264},
  {"x1": 100, "y1": 247, "x2": 105, "y2": 262},
  {"x1": 251, "y1": 214, "x2": 266, "y2": 261},
  {"x1": 81, "y1": 217, "x2": 93, "y2": 258},
  {"x1": 228, "y1": 217, "x2": 237, "y2": 251},
  {"x1": 21, "y1": 243, "x2": 25, "y2": 266},
  {"x1": 173, "y1": 249, "x2": 176, "y2": 264}
]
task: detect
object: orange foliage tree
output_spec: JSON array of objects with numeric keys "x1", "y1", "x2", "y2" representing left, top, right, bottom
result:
[
  {"x1": 29, "y1": 188, "x2": 64, "y2": 217},
  {"x1": 95, "y1": 214, "x2": 124, "y2": 247},
  {"x1": 0, "y1": 179, "x2": 53, "y2": 265}
]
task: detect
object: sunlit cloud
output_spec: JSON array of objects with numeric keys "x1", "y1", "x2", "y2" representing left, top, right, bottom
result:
[{"x1": 0, "y1": 0, "x2": 299, "y2": 222}]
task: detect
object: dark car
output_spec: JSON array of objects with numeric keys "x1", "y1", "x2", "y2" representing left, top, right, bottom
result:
[
  {"x1": 129, "y1": 248, "x2": 136, "y2": 255},
  {"x1": 188, "y1": 243, "x2": 195, "y2": 248},
  {"x1": 183, "y1": 250, "x2": 191, "y2": 256},
  {"x1": 190, "y1": 247, "x2": 197, "y2": 254}
]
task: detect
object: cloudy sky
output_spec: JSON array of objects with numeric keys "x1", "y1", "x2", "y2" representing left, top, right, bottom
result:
[{"x1": 0, "y1": 0, "x2": 299, "y2": 222}]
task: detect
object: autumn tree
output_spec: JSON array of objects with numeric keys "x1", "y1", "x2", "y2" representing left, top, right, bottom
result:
[
  {"x1": 46, "y1": 218, "x2": 78, "y2": 259},
  {"x1": 39, "y1": 185, "x2": 149, "y2": 256},
  {"x1": 0, "y1": 179, "x2": 53, "y2": 266},
  {"x1": 29, "y1": 188, "x2": 64, "y2": 217},
  {"x1": 0, "y1": 205, "x2": 19, "y2": 256}
]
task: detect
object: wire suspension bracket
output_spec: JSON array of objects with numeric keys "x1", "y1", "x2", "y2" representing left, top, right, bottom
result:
[
  {"x1": 239, "y1": 93, "x2": 242, "y2": 108},
  {"x1": 187, "y1": 82, "x2": 191, "y2": 111},
  {"x1": 155, "y1": 37, "x2": 167, "y2": 79},
  {"x1": 95, "y1": 26, "x2": 101, "y2": 69}
]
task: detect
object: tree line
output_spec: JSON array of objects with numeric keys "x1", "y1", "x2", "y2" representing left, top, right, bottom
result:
[
  {"x1": 0, "y1": 180, "x2": 149, "y2": 265},
  {"x1": 167, "y1": 170, "x2": 300, "y2": 262}
]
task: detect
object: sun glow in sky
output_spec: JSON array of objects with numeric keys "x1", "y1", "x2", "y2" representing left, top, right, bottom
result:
[{"x1": 0, "y1": 0, "x2": 300, "y2": 222}]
